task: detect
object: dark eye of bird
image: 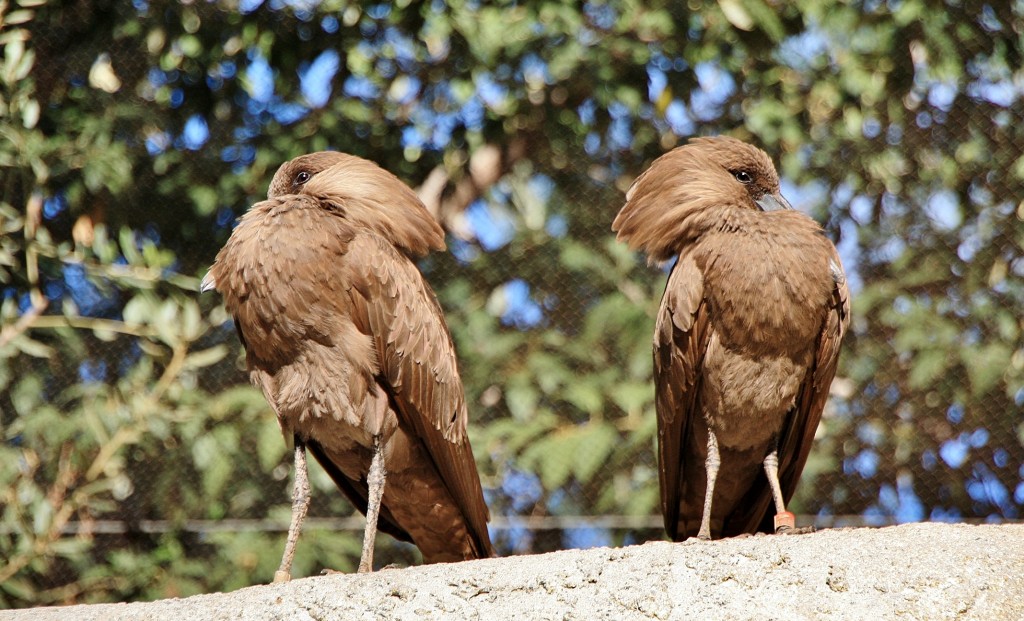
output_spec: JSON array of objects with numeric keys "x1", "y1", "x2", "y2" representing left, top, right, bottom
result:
[
  {"x1": 295, "y1": 171, "x2": 311, "y2": 185},
  {"x1": 733, "y1": 170, "x2": 753, "y2": 184}
]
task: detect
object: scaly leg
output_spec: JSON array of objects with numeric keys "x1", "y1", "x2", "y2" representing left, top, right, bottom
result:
[
  {"x1": 763, "y1": 447, "x2": 796, "y2": 533},
  {"x1": 697, "y1": 428, "x2": 721, "y2": 541},
  {"x1": 358, "y1": 434, "x2": 386, "y2": 573},
  {"x1": 274, "y1": 436, "x2": 311, "y2": 583}
]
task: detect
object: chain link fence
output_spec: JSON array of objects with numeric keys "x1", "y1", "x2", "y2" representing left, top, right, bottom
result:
[{"x1": 1, "y1": 0, "x2": 1022, "y2": 606}]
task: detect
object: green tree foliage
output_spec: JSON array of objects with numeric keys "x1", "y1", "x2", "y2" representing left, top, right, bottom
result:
[{"x1": 1, "y1": 0, "x2": 1022, "y2": 607}]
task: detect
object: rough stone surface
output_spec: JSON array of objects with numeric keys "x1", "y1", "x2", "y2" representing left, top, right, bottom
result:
[{"x1": 4, "y1": 523, "x2": 1023, "y2": 620}]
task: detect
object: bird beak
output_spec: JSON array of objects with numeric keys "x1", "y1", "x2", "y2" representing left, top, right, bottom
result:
[
  {"x1": 200, "y1": 271, "x2": 217, "y2": 293},
  {"x1": 755, "y1": 192, "x2": 793, "y2": 212}
]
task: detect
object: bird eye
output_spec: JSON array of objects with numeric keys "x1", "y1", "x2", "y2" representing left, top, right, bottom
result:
[
  {"x1": 295, "y1": 171, "x2": 311, "y2": 185},
  {"x1": 733, "y1": 170, "x2": 753, "y2": 184}
]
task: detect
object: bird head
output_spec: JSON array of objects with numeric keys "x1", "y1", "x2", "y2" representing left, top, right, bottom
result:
[
  {"x1": 612, "y1": 136, "x2": 793, "y2": 261},
  {"x1": 268, "y1": 151, "x2": 446, "y2": 257},
  {"x1": 686, "y1": 136, "x2": 792, "y2": 213},
  {"x1": 267, "y1": 151, "x2": 346, "y2": 199}
]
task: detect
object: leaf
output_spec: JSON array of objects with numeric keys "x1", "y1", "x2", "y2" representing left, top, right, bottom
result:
[
  {"x1": 718, "y1": 0, "x2": 753, "y2": 31},
  {"x1": 610, "y1": 381, "x2": 653, "y2": 413},
  {"x1": 481, "y1": 414, "x2": 556, "y2": 456},
  {"x1": 563, "y1": 380, "x2": 603, "y2": 414},
  {"x1": 184, "y1": 345, "x2": 228, "y2": 369},
  {"x1": 11, "y1": 374, "x2": 43, "y2": 414},
  {"x1": 0, "y1": 577, "x2": 36, "y2": 601},
  {"x1": 119, "y1": 228, "x2": 142, "y2": 266},
  {"x1": 180, "y1": 298, "x2": 202, "y2": 340},
  {"x1": 740, "y1": 0, "x2": 786, "y2": 41},
  {"x1": 526, "y1": 351, "x2": 571, "y2": 393},
  {"x1": 21, "y1": 99, "x2": 39, "y2": 129},
  {"x1": 13, "y1": 335, "x2": 54, "y2": 358},
  {"x1": 257, "y1": 418, "x2": 287, "y2": 472},
  {"x1": 191, "y1": 434, "x2": 218, "y2": 471},
  {"x1": 189, "y1": 185, "x2": 219, "y2": 216},
  {"x1": 154, "y1": 299, "x2": 181, "y2": 345},
  {"x1": 505, "y1": 382, "x2": 538, "y2": 420},
  {"x1": 963, "y1": 343, "x2": 1011, "y2": 396},
  {"x1": 572, "y1": 422, "x2": 618, "y2": 484},
  {"x1": 48, "y1": 537, "x2": 90, "y2": 557},
  {"x1": 520, "y1": 432, "x2": 575, "y2": 491},
  {"x1": 907, "y1": 349, "x2": 949, "y2": 390},
  {"x1": 32, "y1": 499, "x2": 53, "y2": 535},
  {"x1": 209, "y1": 385, "x2": 268, "y2": 418}
]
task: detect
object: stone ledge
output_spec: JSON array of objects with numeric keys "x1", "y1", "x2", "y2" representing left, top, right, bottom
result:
[{"x1": 5, "y1": 523, "x2": 1023, "y2": 621}]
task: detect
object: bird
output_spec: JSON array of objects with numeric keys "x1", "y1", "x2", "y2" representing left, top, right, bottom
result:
[
  {"x1": 612, "y1": 136, "x2": 849, "y2": 541},
  {"x1": 202, "y1": 151, "x2": 494, "y2": 579}
]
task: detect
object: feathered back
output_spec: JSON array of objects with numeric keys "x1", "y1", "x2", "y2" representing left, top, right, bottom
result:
[
  {"x1": 612, "y1": 136, "x2": 782, "y2": 261},
  {"x1": 270, "y1": 151, "x2": 446, "y2": 257}
]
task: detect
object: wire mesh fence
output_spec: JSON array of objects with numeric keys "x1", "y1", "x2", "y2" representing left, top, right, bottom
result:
[{"x1": 1, "y1": 0, "x2": 1022, "y2": 607}]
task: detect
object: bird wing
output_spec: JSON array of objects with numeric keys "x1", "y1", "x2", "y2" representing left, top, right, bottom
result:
[
  {"x1": 725, "y1": 249, "x2": 851, "y2": 536},
  {"x1": 344, "y1": 232, "x2": 493, "y2": 557},
  {"x1": 654, "y1": 253, "x2": 711, "y2": 541}
]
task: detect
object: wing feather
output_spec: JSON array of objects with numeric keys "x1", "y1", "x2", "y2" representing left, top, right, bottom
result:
[
  {"x1": 655, "y1": 254, "x2": 711, "y2": 541},
  {"x1": 346, "y1": 233, "x2": 493, "y2": 557}
]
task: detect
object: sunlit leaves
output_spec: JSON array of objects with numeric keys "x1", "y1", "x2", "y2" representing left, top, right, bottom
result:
[
  {"x1": 1, "y1": 0, "x2": 1023, "y2": 606},
  {"x1": 519, "y1": 421, "x2": 620, "y2": 490},
  {"x1": 963, "y1": 343, "x2": 1013, "y2": 398}
]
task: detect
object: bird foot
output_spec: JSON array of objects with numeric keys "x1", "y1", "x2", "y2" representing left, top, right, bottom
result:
[
  {"x1": 778, "y1": 525, "x2": 816, "y2": 536},
  {"x1": 773, "y1": 510, "x2": 816, "y2": 536},
  {"x1": 316, "y1": 564, "x2": 401, "y2": 578},
  {"x1": 273, "y1": 570, "x2": 292, "y2": 583},
  {"x1": 773, "y1": 511, "x2": 796, "y2": 533}
]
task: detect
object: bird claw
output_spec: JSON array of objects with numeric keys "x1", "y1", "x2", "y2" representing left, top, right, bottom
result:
[
  {"x1": 320, "y1": 568, "x2": 344, "y2": 576},
  {"x1": 273, "y1": 570, "x2": 292, "y2": 583},
  {"x1": 777, "y1": 525, "x2": 817, "y2": 536},
  {"x1": 773, "y1": 511, "x2": 815, "y2": 536}
]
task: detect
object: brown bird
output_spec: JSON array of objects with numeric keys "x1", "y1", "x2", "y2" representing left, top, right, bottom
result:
[
  {"x1": 612, "y1": 136, "x2": 849, "y2": 541},
  {"x1": 203, "y1": 151, "x2": 493, "y2": 579}
]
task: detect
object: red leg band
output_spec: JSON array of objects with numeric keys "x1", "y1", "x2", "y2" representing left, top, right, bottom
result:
[{"x1": 774, "y1": 511, "x2": 796, "y2": 532}]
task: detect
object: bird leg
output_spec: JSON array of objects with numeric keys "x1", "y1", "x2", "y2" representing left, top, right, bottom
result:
[
  {"x1": 274, "y1": 436, "x2": 311, "y2": 583},
  {"x1": 697, "y1": 428, "x2": 721, "y2": 541},
  {"x1": 358, "y1": 433, "x2": 386, "y2": 573},
  {"x1": 762, "y1": 448, "x2": 796, "y2": 533}
]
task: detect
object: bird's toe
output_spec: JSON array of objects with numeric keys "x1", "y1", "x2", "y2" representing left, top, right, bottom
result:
[{"x1": 778, "y1": 525, "x2": 817, "y2": 536}]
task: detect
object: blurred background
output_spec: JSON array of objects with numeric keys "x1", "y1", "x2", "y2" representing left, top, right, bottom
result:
[{"x1": 1, "y1": 0, "x2": 1022, "y2": 608}]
